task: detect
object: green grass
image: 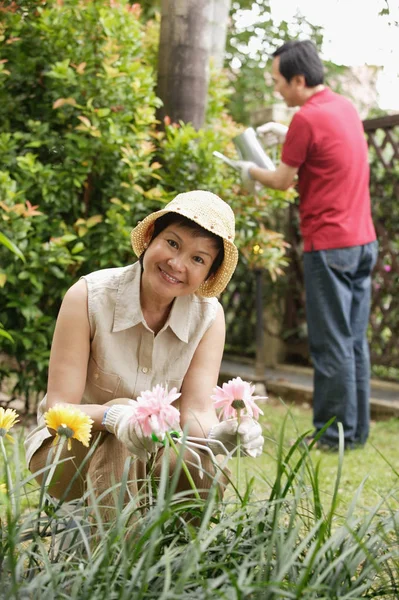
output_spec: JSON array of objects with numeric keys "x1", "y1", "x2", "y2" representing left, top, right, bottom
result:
[
  {"x1": 253, "y1": 398, "x2": 399, "y2": 512},
  {"x1": 1, "y1": 403, "x2": 399, "y2": 598}
]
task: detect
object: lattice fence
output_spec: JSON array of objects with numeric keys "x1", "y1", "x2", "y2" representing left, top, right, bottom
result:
[{"x1": 365, "y1": 115, "x2": 399, "y2": 367}]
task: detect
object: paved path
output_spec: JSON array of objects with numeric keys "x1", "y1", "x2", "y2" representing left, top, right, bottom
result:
[{"x1": 221, "y1": 358, "x2": 399, "y2": 419}]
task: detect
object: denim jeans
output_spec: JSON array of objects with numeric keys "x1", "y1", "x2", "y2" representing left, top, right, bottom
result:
[{"x1": 303, "y1": 241, "x2": 378, "y2": 448}]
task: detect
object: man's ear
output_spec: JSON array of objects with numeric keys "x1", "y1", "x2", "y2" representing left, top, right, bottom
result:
[{"x1": 293, "y1": 74, "x2": 306, "y2": 88}]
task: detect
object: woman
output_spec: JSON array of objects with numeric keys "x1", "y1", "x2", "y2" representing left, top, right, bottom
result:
[{"x1": 25, "y1": 190, "x2": 263, "y2": 506}]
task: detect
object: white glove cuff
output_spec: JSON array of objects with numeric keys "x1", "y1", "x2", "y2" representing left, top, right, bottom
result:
[
  {"x1": 103, "y1": 405, "x2": 127, "y2": 433},
  {"x1": 207, "y1": 425, "x2": 217, "y2": 441},
  {"x1": 207, "y1": 425, "x2": 231, "y2": 455}
]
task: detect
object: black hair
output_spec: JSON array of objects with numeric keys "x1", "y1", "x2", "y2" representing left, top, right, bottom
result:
[
  {"x1": 272, "y1": 40, "x2": 324, "y2": 87},
  {"x1": 140, "y1": 213, "x2": 225, "y2": 280}
]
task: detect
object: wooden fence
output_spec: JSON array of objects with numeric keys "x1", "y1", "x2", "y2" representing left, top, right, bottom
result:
[{"x1": 365, "y1": 114, "x2": 399, "y2": 368}]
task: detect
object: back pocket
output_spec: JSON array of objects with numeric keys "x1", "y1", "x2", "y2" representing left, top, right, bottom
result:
[{"x1": 324, "y1": 247, "x2": 360, "y2": 272}]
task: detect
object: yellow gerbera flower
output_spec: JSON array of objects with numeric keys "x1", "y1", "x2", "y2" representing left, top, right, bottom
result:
[
  {"x1": 44, "y1": 404, "x2": 94, "y2": 451},
  {"x1": 0, "y1": 483, "x2": 6, "y2": 494},
  {"x1": 0, "y1": 407, "x2": 19, "y2": 443}
]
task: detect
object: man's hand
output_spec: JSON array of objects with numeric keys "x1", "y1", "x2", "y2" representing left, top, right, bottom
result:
[
  {"x1": 103, "y1": 403, "x2": 157, "y2": 461},
  {"x1": 236, "y1": 160, "x2": 257, "y2": 192},
  {"x1": 208, "y1": 416, "x2": 264, "y2": 458},
  {"x1": 256, "y1": 122, "x2": 288, "y2": 147}
]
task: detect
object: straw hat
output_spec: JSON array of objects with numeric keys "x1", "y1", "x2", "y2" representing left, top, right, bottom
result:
[{"x1": 130, "y1": 190, "x2": 238, "y2": 297}]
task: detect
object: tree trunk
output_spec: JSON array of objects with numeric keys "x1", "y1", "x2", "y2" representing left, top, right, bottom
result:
[
  {"x1": 209, "y1": 0, "x2": 231, "y2": 69},
  {"x1": 156, "y1": 0, "x2": 214, "y2": 129}
]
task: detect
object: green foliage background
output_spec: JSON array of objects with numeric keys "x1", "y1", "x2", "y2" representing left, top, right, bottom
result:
[
  {"x1": 0, "y1": 0, "x2": 291, "y2": 404},
  {"x1": 225, "y1": 0, "x2": 347, "y2": 124},
  {"x1": 0, "y1": 0, "x2": 165, "y2": 402}
]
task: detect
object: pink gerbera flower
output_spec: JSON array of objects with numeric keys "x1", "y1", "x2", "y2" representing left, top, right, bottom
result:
[
  {"x1": 211, "y1": 377, "x2": 266, "y2": 421},
  {"x1": 131, "y1": 384, "x2": 181, "y2": 441}
]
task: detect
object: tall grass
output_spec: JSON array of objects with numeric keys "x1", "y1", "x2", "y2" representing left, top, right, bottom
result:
[{"x1": 1, "y1": 420, "x2": 399, "y2": 599}]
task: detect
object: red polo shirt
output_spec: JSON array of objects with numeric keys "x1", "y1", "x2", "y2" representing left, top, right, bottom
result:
[{"x1": 282, "y1": 88, "x2": 376, "y2": 251}]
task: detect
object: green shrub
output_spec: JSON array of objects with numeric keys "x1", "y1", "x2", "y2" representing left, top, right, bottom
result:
[
  {"x1": 0, "y1": 0, "x2": 163, "y2": 401},
  {"x1": 0, "y1": 223, "x2": 24, "y2": 343},
  {"x1": 0, "y1": 4, "x2": 294, "y2": 404}
]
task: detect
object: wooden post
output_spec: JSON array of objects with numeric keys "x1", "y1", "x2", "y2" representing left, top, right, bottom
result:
[{"x1": 255, "y1": 268, "x2": 265, "y2": 378}]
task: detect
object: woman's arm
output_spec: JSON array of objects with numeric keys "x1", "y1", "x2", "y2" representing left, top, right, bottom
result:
[
  {"x1": 178, "y1": 303, "x2": 225, "y2": 438},
  {"x1": 46, "y1": 279, "x2": 107, "y2": 429}
]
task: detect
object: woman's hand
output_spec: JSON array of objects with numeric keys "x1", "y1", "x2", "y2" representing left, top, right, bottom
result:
[
  {"x1": 103, "y1": 403, "x2": 157, "y2": 461},
  {"x1": 207, "y1": 416, "x2": 264, "y2": 458}
]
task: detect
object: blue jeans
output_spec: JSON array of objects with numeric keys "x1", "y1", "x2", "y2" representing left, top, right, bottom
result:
[{"x1": 303, "y1": 241, "x2": 378, "y2": 448}]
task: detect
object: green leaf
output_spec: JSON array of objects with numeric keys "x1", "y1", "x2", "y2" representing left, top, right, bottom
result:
[
  {"x1": 0, "y1": 328, "x2": 13, "y2": 342},
  {"x1": 71, "y1": 242, "x2": 85, "y2": 254},
  {"x1": 18, "y1": 271, "x2": 30, "y2": 280},
  {"x1": 0, "y1": 232, "x2": 25, "y2": 262},
  {"x1": 60, "y1": 234, "x2": 78, "y2": 244},
  {"x1": 97, "y1": 108, "x2": 111, "y2": 118},
  {"x1": 49, "y1": 265, "x2": 65, "y2": 279}
]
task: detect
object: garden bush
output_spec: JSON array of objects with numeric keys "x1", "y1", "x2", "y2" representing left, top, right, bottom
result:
[
  {"x1": 0, "y1": 0, "x2": 293, "y2": 406},
  {"x1": 0, "y1": 0, "x2": 164, "y2": 403}
]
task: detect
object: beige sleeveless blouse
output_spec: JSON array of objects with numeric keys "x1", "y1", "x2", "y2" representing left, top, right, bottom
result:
[{"x1": 25, "y1": 262, "x2": 219, "y2": 465}]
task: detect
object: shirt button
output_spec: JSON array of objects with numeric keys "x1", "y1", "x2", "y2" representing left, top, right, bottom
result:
[
  {"x1": 141, "y1": 367, "x2": 149, "y2": 374},
  {"x1": 94, "y1": 372, "x2": 99, "y2": 379}
]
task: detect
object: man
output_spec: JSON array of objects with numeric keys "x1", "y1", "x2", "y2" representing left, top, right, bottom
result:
[{"x1": 239, "y1": 40, "x2": 378, "y2": 450}]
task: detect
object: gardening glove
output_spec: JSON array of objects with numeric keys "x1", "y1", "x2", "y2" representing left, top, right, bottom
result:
[
  {"x1": 207, "y1": 416, "x2": 264, "y2": 458},
  {"x1": 103, "y1": 404, "x2": 157, "y2": 461},
  {"x1": 256, "y1": 121, "x2": 288, "y2": 146},
  {"x1": 235, "y1": 160, "x2": 257, "y2": 193}
]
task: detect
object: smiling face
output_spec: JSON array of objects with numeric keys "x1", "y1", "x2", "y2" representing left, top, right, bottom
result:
[{"x1": 141, "y1": 224, "x2": 220, "y2": 303}]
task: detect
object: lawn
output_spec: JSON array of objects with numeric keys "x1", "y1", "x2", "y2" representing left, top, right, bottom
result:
[
  {"x1": 1, "y1": 400, "x2": 399, "y2": 598},
  {"x1": 254, "y1": 397, "x2": 399, "y2": 512}
]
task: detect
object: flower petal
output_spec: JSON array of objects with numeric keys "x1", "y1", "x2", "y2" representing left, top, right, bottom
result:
[{"x1": 44, "y1": 405, "x2": 93, "y2": 448}]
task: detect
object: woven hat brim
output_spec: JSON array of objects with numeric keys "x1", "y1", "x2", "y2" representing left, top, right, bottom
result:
[{"x1": 130, "y1": 208, "x2": 238, "y2": 297}]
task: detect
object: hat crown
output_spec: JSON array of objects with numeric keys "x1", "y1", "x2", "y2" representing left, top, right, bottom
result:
[{"x1": 167, "y1": 190, "x2": 235, "y2": 242}]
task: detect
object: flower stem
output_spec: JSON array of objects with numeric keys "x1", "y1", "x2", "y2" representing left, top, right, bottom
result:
[
  {"x1": 236, "y1": 409, "x2": 241, "y2": 492},
  {"x1": 0, "y1": 436, "x2": 15, "y2": 513},
  {"x1": 0, "y1": 437, "x2": 19, "y2": 599},
  {"x1": 165, "y1": 432, "x2": 201, "y2": 501}
]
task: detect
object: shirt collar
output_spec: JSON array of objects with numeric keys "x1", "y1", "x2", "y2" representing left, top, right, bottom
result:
[
  {"x1": 112, "y1": 262, "x2": 191, "y2": 343},
  {"x1": 165, "y1": 294, "x2": 191, "y2": 343}
]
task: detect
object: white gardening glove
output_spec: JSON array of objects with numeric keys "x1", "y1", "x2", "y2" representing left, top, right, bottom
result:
[
  {"x1": 103, "y1": 404, "x2": 157, "y2": 461},
  {"x1": 207, "y1": 416, "x2": 264, "y2": 458},
  {"x1": 235, "y1": 160, "x2": 257, "y2": 193},
  {"x1": 256, "y1": 122, "x2": 288, "y2": 147}
]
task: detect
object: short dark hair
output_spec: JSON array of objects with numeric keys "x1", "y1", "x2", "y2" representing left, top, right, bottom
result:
[
  {"x1": 272, "y1": 40, "x2": 324, "y2": 87},
  {"x1": 141, "y1": 213, "x2": 224, "y2": 280}
]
